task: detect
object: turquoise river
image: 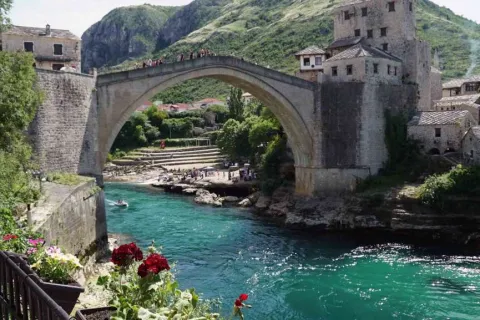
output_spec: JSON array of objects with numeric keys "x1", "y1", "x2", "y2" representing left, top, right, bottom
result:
[{"x1": 105, "y1": 183, "x2": 480, "y2": 319}]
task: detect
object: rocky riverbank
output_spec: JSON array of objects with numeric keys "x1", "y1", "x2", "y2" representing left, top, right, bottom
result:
[{"x1": 252, "y1": 185, "x2": 480, "y2": 249}]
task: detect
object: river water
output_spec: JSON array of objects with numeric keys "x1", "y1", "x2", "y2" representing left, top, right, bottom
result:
[{"x1": 105, "y1": 183, "x2": 480, "y2": 319}]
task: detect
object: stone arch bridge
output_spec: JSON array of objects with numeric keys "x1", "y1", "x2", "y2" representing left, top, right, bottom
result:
[{"x1": 31, "y1": 56, "x2": 416, "y2": 195}]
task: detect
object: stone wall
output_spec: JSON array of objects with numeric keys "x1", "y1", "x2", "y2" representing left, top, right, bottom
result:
[
  {"x1": 29, "y1": 70, "x2": 99, "y2": 175},
  {"x1": 462, "y1": 129, "x2": 480, "y2": 163},
  {"x1": 31, "y1": 180, "x2": 107, "y2": 258}
]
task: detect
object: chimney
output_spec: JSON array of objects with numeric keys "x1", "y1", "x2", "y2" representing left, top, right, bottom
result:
[{"x1": 46, "y1": 24, "x2": 51, "y2": 36}]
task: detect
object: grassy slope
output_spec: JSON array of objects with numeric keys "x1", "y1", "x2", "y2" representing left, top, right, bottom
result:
[{"x1": 102, "y1": 0, "x2": 480, "y2": 102}]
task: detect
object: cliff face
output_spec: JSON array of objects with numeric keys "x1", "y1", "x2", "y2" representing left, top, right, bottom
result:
[{"x1": 81, "y1": 5, "x2": 178, "y2": 73}]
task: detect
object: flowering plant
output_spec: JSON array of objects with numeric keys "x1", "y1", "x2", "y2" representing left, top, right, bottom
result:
[
  {"x1": 98, "y1": 242, "x2": 220, "y2": 320},
  {"x1": 30, "y1": 246, "x2": 82, "y2": 284}
]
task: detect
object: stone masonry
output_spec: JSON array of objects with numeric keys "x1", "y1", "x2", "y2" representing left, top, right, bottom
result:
[
  {"x1": 30, "y1": 56, "x2": 417, "y2": 196},
  {"x1": 29, "y1": 70, "x2": 97, "y2": 174}
]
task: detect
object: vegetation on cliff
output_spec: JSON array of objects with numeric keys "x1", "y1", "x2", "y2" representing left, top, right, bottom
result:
[{"x1": 418, "y1": 165, "x2": 480, "y2": 211}]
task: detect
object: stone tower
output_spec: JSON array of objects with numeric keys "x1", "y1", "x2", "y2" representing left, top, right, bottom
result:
[{"x1": 331, "y1": 0, "x2": 432, "y2": 110}]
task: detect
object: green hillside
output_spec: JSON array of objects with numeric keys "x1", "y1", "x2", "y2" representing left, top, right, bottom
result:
[{"x1": 86, "y1": 0, "x2": 480, "y2": 102}]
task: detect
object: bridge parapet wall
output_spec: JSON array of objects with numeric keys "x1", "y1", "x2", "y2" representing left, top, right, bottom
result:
[{"x1": 29, "y1": 70, "x2": 98, "y2": 174}]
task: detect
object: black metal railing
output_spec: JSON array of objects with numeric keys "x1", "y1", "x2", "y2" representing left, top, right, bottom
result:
[{"x1": 0, "y1": 251, "x2": 71, "y2": 320}]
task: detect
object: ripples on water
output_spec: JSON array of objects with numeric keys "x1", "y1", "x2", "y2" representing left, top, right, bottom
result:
[{"x1": 105, "y1": 183, "x2": 480, "y2": 320}]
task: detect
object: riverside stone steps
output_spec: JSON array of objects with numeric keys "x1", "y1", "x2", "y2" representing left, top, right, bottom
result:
[
  {"x1": 111, "y1": 145, "x2": 225, "y2": 167},
  {"x1": 125, "y1": 150, "x2": 222, "y2": 161}
]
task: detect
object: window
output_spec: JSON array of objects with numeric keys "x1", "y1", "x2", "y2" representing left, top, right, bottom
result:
[
  {"x1": 303, "y1": 57, "x2": 310, "y2": 66},
  {"x1": 52, "y1": 64, "x2": 64, "y2": 71},
  {"x1": 355, "y1": 29, "x2": 361, "y2": 37},
  {"x1": 344, "y1": 11, "x2": 350, "y2": 20},
  {"x1": 394, "y1": 66, "x2": 397, "y2": 76},
  {"x1": 346, "y1": 65, "x2": 353, "y2": 75},
  {"x1": 373, "y1": 63, "x2": 379, "y2": 74},
  {"x1": 332, "y1": 67, "x2": 338, "y2": 76},
  {"x1": 409, "y1": 2, "x2": 413, "y2": 11},
  {"x1": 367, "y1": 29, "x2": 373, "y2": 38},
  {"x1": 382, "y1": 43, "x2": 389, "y2": 51},
  {"x1": 24, "y1": 42, "x2": 34, "y2": 52},
  {"x1": 452, "y1": 106, "x2": 456, "y2": 110},
  {"x1": 435, "y1": 128, "x2": 441, "y2": 138},
  {"x1": 465, "y1": 83, "x2": 477, "y2": 92},
  {"x1": 362, "y1": 7, "x2": 368, "y2": 16},
  {"x1": 53, "y1": 44, "x2": 63, "y2": 55},
  {"x1": 381, "y1": 27, "x2": 387, "y2": 37},
  {"x1": 387, "y1": 65, "x2": 391, "y2": 75},
  {"x1": 315, "y1": 56, "x2": 322, "y2": 65},
  {"x1": 471, "y1": 150, "x2": 474, "y2": 158},
  {"x1": 388, "y1": 1, "x2": 395, "y2": 12}
]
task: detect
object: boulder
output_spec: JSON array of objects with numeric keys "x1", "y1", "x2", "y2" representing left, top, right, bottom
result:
[
  {"x1": 224, "y1": 196, "x2": 240, "y2": 203},
  {"x1": 255, "y1": 195, "x2": 271, "y2": 211},
  {"x1": 194, "y1": 189, "x2": 220, "y2": 206},
  {"x1": 182, "y1": 188, "x2": 198, "y2": 195},
  {"x1": 238, "y1": 198, "x2": 252, "y2": 207},
  {"x1": 248, "y1": 192, "x2": 261, "y2": 203}
]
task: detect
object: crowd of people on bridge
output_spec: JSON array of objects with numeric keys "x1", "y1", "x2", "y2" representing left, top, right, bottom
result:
[{"x1": 136, "y1": 48, "x2": 219, "y2": 69}]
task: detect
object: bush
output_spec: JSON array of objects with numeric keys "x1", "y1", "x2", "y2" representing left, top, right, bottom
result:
[
  {"x1": 154, "y1": 138, "x2": 212, "y2": 148},
  {"x1": 46, "y1": 172, "x2": 89, "y2": 186},
  {"x1": 419, "y1": 165, "x2": 480, "y2": 210}
]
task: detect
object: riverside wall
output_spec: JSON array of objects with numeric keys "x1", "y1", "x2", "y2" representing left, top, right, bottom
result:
[
  {"x1": 31, "y1": 180, "x2": 107, "y2": 259},
  {"x1": 29, "y1": 70, "x2": 99, "y2": 175}
]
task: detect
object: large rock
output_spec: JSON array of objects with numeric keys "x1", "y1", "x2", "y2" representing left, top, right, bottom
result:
[
  {"x1": 238, "y1": 198, "x2": 252, "y2": 207},
  {"x1": 194, "y1": 189, "x2": 220, "y2": 206},
  {"x1": 182, "y1": 188, "x2": 198, "y2": 195},
  {"x1": 224, "y1": 196, "x2": 240, "y2": 203},
  {"x1": 255, "y1": 196, "x2": 271, "y2": 211}
]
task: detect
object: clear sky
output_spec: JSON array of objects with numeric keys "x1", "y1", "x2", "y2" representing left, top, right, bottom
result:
[{"x1": 8, "y1": 0, "x2": 480, "y2": 38}]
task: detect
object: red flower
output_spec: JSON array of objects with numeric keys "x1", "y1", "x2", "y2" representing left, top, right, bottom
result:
[
  {"x1": 239, "y1": 293, "x2": 248, "y2": 301},
  {"x1": 234, "y1": 299, "x2": 242, "y2": 307},
  {"x1": 137, "y1": 253, "x2": 170, "y2": 278},
  {"x1": 111, "y1": 243, "x2": 143, "y2": 267},
  {"x1": 3, "y1": 234, "x2": 18, "y2": 241},
  {"x1": 137, "y1": 263, "x2": 148, "y2": 278}
]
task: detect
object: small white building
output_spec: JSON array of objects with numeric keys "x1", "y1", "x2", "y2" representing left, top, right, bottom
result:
[
  {"x1": 433, "y1": 94, "x2": 480, "y2": 124},
  {"x1": 242, "y1": 92, "x2": 254, "y2": 104},
  {"x1": 408, "y1": 110, "x2": 475, "y2": 155},
  {"x1": 322, "y1": 42, "x2": 402, "y2": 83},
  {"x1": 462, "y1": 126, "x2": 480, "y2": 164},
  {"x1": 295, "y1": 46, "x2": 326, "y2": 81}
]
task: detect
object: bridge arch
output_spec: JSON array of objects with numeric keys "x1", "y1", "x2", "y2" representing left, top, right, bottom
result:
[{"x1": 96, "y1": 57, "x2": 317, "y2": 186}]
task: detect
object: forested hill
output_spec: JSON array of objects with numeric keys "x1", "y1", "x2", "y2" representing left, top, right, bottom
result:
[{"x1": 82, "y1": 0, "x2": 480, "y2": 100}]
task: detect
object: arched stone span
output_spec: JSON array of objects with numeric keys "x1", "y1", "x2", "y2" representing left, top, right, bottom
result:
[{"x1": 96, "y1": 57, "x2": 318, "y2": 193}]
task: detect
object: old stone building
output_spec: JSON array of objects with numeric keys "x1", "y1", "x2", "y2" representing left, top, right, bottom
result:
[
  {"x1": 433, "y1": 94, "x2": 480, "y2": 124},
  {"x1": 295, "y1": 0, "x2": 434, "y2": 110},
  {"x1": 1, "y1": 24, "x2": 81, "y2": 71},
  {"x1": 462, "y1": 126, "x2": 480, "y2": 164},
  {"x1": 442, "y1": 76, "x2": 480, "y2": 98},
  {"x1": 330, "y1": 0, "x2": 432, "y2": 110},
  {"x1": 322, "y1": 41, "x2": 402, "y2": 84},
  {"x1": 407, "y1": 110, "x2": 475, "y2": 155},
  {"x1": 295, "y1": 46, "x2": 326, "y2": 81}
]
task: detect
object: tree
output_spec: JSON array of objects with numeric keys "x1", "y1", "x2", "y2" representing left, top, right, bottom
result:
[
  {"x1": 205, "y1": 104, "x2": 229, "y2": 124},
  {"x1": 227, "y1": 87, "x2": 245, "y2": 121},
  {"x1": 144, "y1": 106, "x2": 168, "y2": 128},
  {"x1": 0, "y1": 0, "x2": 12, "y2": 32},
  {"x1": 0, "y1": 51, "x2": 42, "y2": 209},
  {"x1": 0, "y1": 52, "x2": 43, "y2": 150}
]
